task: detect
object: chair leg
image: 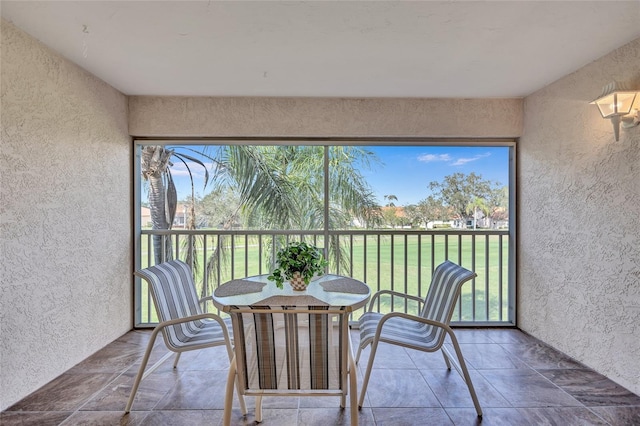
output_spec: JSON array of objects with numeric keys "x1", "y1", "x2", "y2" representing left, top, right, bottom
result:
[
  {"x1": 357, "y1": 338, "x2": 379, "y2": 409},
  {"x1": 445, "y1": 332, "x2": 483, "y2": 418},
  {"x1": 355, "y1": 345, "x2": 363, "y2": 365},
  {"x1": 348, "y1": 346, "x2": 359, "y2": 426},
  {"x1": 222, "y1": 356, "x2": 238, "y2": 426},
  {"x1": 172, "y1": 352, "x2": 181, "y2": 368},
  {"x1": 440, "y1": 348, "x2": 452, "y2": 370},
  {"x1": 225, "y1": 343, "x2": 247, "y2": 415},
  {"x1": 236, "y1": 377, "x2": 247, "y2": 416},
  {"x1": 255, "y1": 395, "x2": 263, "y2": 423},
  {"x1": 125, "y1": 327, "x2": 164, "y2": 413}
]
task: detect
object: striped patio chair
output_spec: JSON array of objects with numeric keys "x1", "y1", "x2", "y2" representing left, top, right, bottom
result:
[
  {"x1": 355, "y1": 260, "x2": 482, "y2": 418},
  {"x1": 125, "y1": 260, "x2": 246, "y2": 415},
  {"x1": 223, "y1": 305, "x2": 358, "y2": 426}
]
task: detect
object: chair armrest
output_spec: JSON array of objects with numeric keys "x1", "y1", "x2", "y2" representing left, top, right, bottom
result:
[
  {"x1": 156, "y1": 312, "x2": 224, "y2": 328},
  {"x1": 376, "y1": 312, "x2": 452, "y2": 334},
  {"x1": 199, "y1": 295, "x2": 213, "y2": 304},
  {"x1": 153, "y1": 313, "x2": 232, "y2": 344},
  {"x1": 366, "y1": 290, "x2": 424, "y2": 313},
  {"x1": 374, "y1": 312, "x2": 455, "y2": 349},
  {"x1": 198, "y1": 295, "x2": 215, "y2": 311}
]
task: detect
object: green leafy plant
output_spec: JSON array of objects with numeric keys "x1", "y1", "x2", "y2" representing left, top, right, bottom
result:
[{"x1": 267, "y1": 242, "x2": 328, "y2": 289}]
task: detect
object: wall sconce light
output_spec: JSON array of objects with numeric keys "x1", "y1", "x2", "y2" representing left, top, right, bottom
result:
[{"x1": 590, "y1": 81, "x2": 639, "y2": 141}]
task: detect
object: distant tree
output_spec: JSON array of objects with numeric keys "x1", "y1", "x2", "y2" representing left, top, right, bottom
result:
[
  {"x1": 403, "y1": 204, "x2": 419, "y2": 227},
  {"x1": 406, "y1": 196, "x2": 449, "y2": 227},
  {"x1": 197, "y1": 187, "x2": 242, "y2": 229},
  {"x1": 429, "y1": 172, "x2": 496, "y2": 226},
  {"x1": 382, "y1": 206, "x2": 399, "y2": 228},
  {"x1": 379, "y1": 194, "x2": 399, "y2": 227},
  {"x1": 486, "y1": 186, "x2": 509, "y2": 227}
]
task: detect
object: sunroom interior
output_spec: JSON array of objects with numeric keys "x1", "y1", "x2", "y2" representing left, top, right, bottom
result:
[{"x1": 1, "y1": 1, "x2": 639, "y2": 424}]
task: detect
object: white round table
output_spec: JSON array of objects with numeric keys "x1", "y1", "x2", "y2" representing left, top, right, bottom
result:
[{"x1": 212, "y1": 274, "x2": 370, "y2": 312}]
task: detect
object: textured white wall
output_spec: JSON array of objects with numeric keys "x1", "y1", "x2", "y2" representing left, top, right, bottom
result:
[
  {"x1": 0, "y1": 21, "x2": 131, "y2": 410},
  {"x1": 520, "y1": 38, "x2": 640, "y2": 395},
  {"x1": 129, "y1": 96, "x2": 522, "y2": 138}
]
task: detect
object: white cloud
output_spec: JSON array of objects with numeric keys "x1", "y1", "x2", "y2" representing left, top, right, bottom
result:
[
  {"x1": 418, "y1": 152, "x2": 491, "y2": 166},
  {"x1": 451, "y1": 157, "x2": 475, "y2": 166},
  {"x1": 418, "y1": 154, "x2": 451, "y2": 162},
  {"x1": 169, "y1": 161, "x2": 212, "y2": 179},
  {"x1": 451, "y1": 153, "x2": 491, "y2": 166}
]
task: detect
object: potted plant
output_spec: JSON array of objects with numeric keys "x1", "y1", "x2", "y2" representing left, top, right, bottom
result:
[{"x1": 267, "y1": 241, "x2": 328, "y2": 290}]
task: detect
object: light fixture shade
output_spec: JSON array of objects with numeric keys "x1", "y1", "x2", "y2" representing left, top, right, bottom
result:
[{"x1": 590, "y1": 81, "x2": 637, "y2": 119}]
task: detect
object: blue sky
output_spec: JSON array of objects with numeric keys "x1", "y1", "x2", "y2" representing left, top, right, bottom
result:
[
  {"x1": 361, "y1": 146, "x2": 509, "y2": 205},
  {"x1": 161, "y1": 145, "x2": 510, "y2": 206}
]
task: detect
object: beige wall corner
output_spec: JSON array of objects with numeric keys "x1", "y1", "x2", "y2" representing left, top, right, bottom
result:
[
  {"x1": 0, "y1": 20, "x2": 131, "y2": 410},
  {"x1": 129, "y1": 96, "x2": 522, "y2": 138},
  {"x1": 519, "y1": 37, "x2": 640, "y2": 395}
]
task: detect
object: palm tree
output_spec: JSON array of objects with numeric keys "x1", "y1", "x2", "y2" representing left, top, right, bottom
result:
[
  {"x1": 383, "y1": 194, "x2": 398, "y2": 207},
  {"x1": 212, "y1": 145, "x2": 381, "y2": 276},
  {"x1": 143, "y1": 144, "x2": 381, "y2": 296},
  {"x1": 140, "y1": 145, "x2": 211, "y2": 264}
]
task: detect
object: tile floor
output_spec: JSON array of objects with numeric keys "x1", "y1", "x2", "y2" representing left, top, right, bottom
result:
[{"x1": 3, "y1": 328, "x2": 640, "y2": 425}]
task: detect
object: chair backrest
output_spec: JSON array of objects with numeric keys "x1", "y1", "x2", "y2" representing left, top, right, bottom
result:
[
  {"x1": 229, "y1": 305, "x2": 349, "y2": 395},
  {"x1": 420, "y1": 261, "x2": 476, "y2": 343},
  {"x1": 135, "y1": 260, "x2": 204, "y2": 349}
]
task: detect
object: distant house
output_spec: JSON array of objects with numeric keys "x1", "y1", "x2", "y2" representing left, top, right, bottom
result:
[
  {"x1": 140, "y1": 204, "x2": 189, "y2": 228},
  {"x1": 173, "y1": 204, "x2": 189, "y2": 228},
  {"x1": 465, "y1": 208, "x2": 509, "y2": 229},
  {"x1": 140, "y1": 206, "x2": 151, "y2": 228},
  {"x1": 426, "y1": 220, "x2": 455, "y2": 229}
]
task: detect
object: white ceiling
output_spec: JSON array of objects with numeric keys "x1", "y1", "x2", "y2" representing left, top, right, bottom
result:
[{"x1": 2, "y1": 1, "x2": 639, "y2": 98}]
